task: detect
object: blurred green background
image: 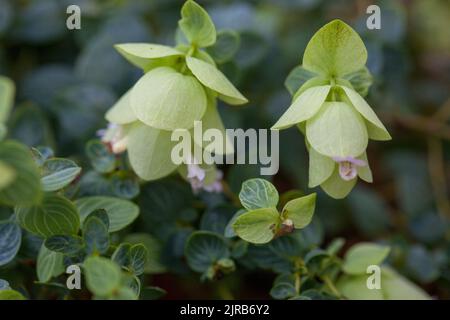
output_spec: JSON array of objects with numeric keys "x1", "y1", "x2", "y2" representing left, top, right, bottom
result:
[{"x1": 0, "y1": 0, "x2": 449, "y2": 299}]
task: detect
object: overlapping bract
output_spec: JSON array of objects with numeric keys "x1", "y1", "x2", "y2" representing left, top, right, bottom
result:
[
  {"x1": 272, "y1": 20, "x2": 391, "y2": 199},
  {"x1": 103, "y1": 1, "x2": 247, "y2": 190}
]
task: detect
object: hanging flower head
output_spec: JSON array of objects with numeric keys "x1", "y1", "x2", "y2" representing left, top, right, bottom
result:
[{"x1": 272, "y1": 20, "x2": 391, "y2": 199}]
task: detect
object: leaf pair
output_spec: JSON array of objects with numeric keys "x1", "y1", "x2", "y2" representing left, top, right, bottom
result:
[{"x1": 231, "y1": 179, "x2": 316, "y2": 244}]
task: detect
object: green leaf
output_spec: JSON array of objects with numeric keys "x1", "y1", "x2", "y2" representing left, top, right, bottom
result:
[
  {"x1": 128, "y1": 244, "x2": 148, "y2": 276},
  {"x1": 0, "y1": 289, "x2": 25, "y2": 300},
  {"x1": 306, "y1": 102, "x2": 368, "y2": 158},
  {"x1": 179, "y1": 0, "x2": 216, "y2": 48},
  {"x1": 281, "y1": 194, "x2": 316, "y2": 229},
  {"x1": 342, "y1": 243, "x2": 390, "y2": 275},
  {"x1": 303, "y1": 19, "x2": 367, "y2": 77},
  {"x1": 126, "y1": 123, "x2": 178, "y2": 181},
  {"x1": 105, "y1": 89, "x2": 137, "y2": 125},
  {"x1": 185, "y1": 231, "x2": 229, "y2": 273},
  {"x1": 84, "y1": 256, "x2": 122, "y2": 297},
  {"x1": 0, "y1": 141, "x2": 42, "y2": 206},
  {"x1": 16, "y1": 193, "x2": 80, "y2": 238},
  {"x1": 381, "y1": 267, "x2": 431, "y2": 300},
  {"x1": 85, "y1": 140, "x2": 116, "y2": 174},
  {"x1": 272, "y1": 85, "x2": 330, "y2": 130},
  {"x1": 36, "y1": 243, "x2": 64, "y2": 283},
  {"x1": 83, "y1": 216, "x2": 110, "y2": 255},
  {"x1": 41, "y1": 158, "x2": 81, "y2": 192},
  {"x1": 224, "y1": 209, "x2": 246, "y2": 238},
  {"x1": 141, "y1": 286, "x2": 167, "y2": 300},
  {"x1": 308, "y1": 147, "x2": 335, "y2": 188},
  {"x1": 111, "y1": 243, "x2": 131, "y2": 268},
  {"x1": 239, "y1": 178, "x2": 279, "y2": 210},
  {"x1": 85, "y1": 208, "x2": 110, "y2": 230},
  {"x1": 284, "y1": 66, "x2": 318, "y2": 96},
  {"x1": 343, "y1": 67, "x2": 373, "y2": 97},
  {"x1": 270, "y1": 283, "x2": 297, "y2": 300},
  {"x1": 186, "y1": 57, "x2": 247, "y2": 105},
  {"x1": 75, "y1": 196, "x2": 139, "y2": 232},
  {"x1": 232, "y1": 208, "x2": 280, "y2": 244},
  {"x1": 0, "y1": 76, "x2": 14, "y2": 123},
  {"x1": 114, "y1": 43, "x2": 183, "y2": 71},
  {"x1": 124, "y1": 233, "x2": 166, "y2": 274},
  {"x1": 130, "y1": 67, "x2": 207, "y2": 130},
  {"x1": 320, "y1": 166, "x2": 357, "y2": 199},
  {"x1": 0, "y1": 160, "x2": 15, "y2": 190},
  {"x1": 45, "y1": 235, "x2": 85, "y2": 256},
  {"x1": 336, "y1": 274, "x2": 384, "y2": 300},
  {"x1": 206, "y1": 30, "x2": 240, "y2": 64},
  {"x1": 0, "y1": 221, "x2": 21, "y2": 266},
  {"x1": 340, "y1": 86, "x2": 391, "y2": 141}
]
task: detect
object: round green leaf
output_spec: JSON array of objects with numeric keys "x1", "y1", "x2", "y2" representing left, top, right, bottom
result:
[
  {"x1": 75, "y1": 196, "x2": 139, "y2": 232},
  {"x1": 0, "y1": 141, "x2": 42, "y2": 206},
  {"x1": 185, "y1": 231, "x2": 229, "y2": 273},
  {"x1": 16, "y1": 193, "x2": 80, "y2": 238},
  {"x1": 0, "y1": 221, "x2": 21, "y2": 266},
  {"x1": 85, "y1": 140, "x2": 116, "y2": 174},
  {"x1": 41, "y1": 158, "x2": 81, "y2": 192},
  {"x1": 124, "y1": 233, "x2": 166, "y2": 274},
  {"x1": 381, "y1": 267, "x2": 431, "y2": 300},
  {"x1": 179, "y1": 0, "x2": 216, "y2": 48},
  {"x1": 45, "y1": 235, "x2": 85, "y2": 256},
  {"x1": 36, "y1": 243, "x2": 64, "y2": 283},
  {"x1": 239, "y1": 178, "x2": 279, "y2": 210},
  {"x1": 105, "y1": 89, "x2": 137, "y2": 125},
  {"x1": 83, "y1": 216, "x2": 110, "y2": 255},
  {"x1": 186, "y1": 56, "x2": 247, "y2": 105},
  {"x1": 232, "y1": 208, "x2": 280, "y2": 244},
  {"x1": 303, "y1": 19, "x2": 368, "y2": 77},
  {"x1": 0, "y1": 289, "x2": 25, "y2": 300},
  {"x1": 342, "y1": 243, "x2": 390, "y2": 275},
  {"x1": 0, "y1": 160, "x2": 15, "y2": 190},
  {"x1": 306, "y1": 101, "x2": 368, "y2": 158},
  {"x1": 126, "y1": 122, "x2": 179, "y2": 181},
  {"x1": 130, "y1": 67, "x2": 207, "y2": 130},
  {"x1": 206, "y1": 30, "x2": 240, "y2": 64},
  {"x1": 281, "y1": 193, "x2": 316, "y2": 229},
  {"x1": 272, "y1": 85, "x2": 330, "y2": 130},
  {"x1": 128, "y1": 244, "x2": 148, "y2": 276},
  {"x1": 84, "y1": 256, "x2": 122, "y2": 297}
]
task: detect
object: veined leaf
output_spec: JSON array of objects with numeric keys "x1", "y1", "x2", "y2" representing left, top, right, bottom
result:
[
  {"x1": 0, "y1": 160, "x2": 15, "y2": 190},
  {"x1": 41, "y1": 158, "x2": 81, "y2": 192},
  {"x1": 272, "y1": 85, "x2": 330, "y2": 130},
  {"x1": 186, "y1": 57, "x2": 247, "y2": 105},
  {"x1": 0, "y1": 221, "x2": 21, "y2": 266},
  {"x1": 206, "y1": 30, "x2": 240, "y2": 64},
  {"x1": 130, "y1": 67, "x2": 207, "y2": 130},
  {"x1": 124, "y1": 233, "x2": 166, "y2": 274},
  {"x1": 179, "y1": 0, "x2": 216, "y2": 48},
  {"x1": 306, "y1": 102, "x2": 368, "y2": 158},
  {"x1": 232, "y1": 208, "x2": 280, "y2": 244},
  {"x1": 45, "y1": 235, "x2": 85, "y2": 256},
  {"x1": 16, "y1": 193, "x2": 80, "y2": 238},
  {"x1": 126, "y1": 122, "x2": 179, "y2": 181},
  {"x1": 114, "y1": 43, "x2": 183, "y2": 71},
  {"x1": 85, "y1": 140, "x2": 116, "y2": 174},
  {"x1": 185, "y1": 231, "x2": 229, "y2": 273},
  {"x1": 75, "y1": 196, "x2": 139, "y2": 232},
  {"x1": 83, "y1": 216, "x2": 110, "y2": 255},
  {"x1": 342, "y1": 243, "x2": 390, "y2": 275},
  {"x1": 36, "y1": 244, "x2": 64, "y2": 283},
  {"x1": 281, "y1": 194, "x2": 316, "y2": 229},
  {"x1": 128, "y1": 244, "x2": 148, "y2": 276},
  {"x1": 105, "y1": 89, "x2": 137, "y2": 125},
  {"x1": 239, "y1": 178, "x2": 279, "y2": 210},
  {"x1": 303, "y1": 19, "x2": 367, "y2": 77},
  {"x1": 0, "y1": 141, "x2": 42, "y2": 206}
]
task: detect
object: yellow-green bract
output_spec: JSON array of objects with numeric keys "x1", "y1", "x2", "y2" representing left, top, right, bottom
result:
[
  {"x1": 103, "y1": 0, "x2": 247, "y2": 184},
  {"x1": 271, "y1": 20, "x2": 391, "y2": 199}
]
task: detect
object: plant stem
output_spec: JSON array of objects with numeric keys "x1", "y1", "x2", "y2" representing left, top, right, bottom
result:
[{"x1": 322, "y1": 275, "x2": 342, "y2": 299}]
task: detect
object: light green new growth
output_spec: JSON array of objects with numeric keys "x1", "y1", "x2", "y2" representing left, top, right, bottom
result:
[{"x1": 272, "y1": 19, "x2": 391, "y2": 199}]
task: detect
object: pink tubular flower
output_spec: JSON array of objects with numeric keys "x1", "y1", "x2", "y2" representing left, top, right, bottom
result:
[
  {"x1": 98, "y1": 123, "x2": 128, "y2": 154},
  {"x1": 332, "y1": 156, "x2": 367, "y2": 181}
]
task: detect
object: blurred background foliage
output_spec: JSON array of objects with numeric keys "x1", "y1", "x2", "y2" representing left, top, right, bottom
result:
[{"x1": 0, "y1": 0, "x2": 449, "y2": 299}]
